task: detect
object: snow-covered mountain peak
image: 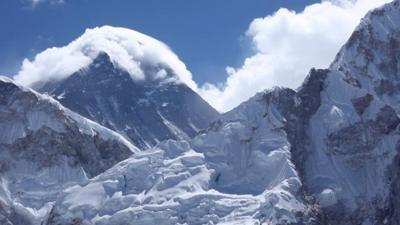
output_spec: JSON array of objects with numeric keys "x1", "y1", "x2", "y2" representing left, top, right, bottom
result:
[
  {"x1": 13, "y1": 26, "x2": 197, "y2": 90},
  {"x1": 4, "y1": 1, "x2": 400, "y2": 225},
  {"x1": 0, "y1": 75, "x2": 13, "y2": 83},
  {"x1": 0, "y1": 77, "x2": 141, "y2": 224},
  {"x1": 34, "y1": 46, "x2": 219, "y2": 150},
  {"x1": 330, "y1": 0, "x2": 400, "y2": 109},
  {"x1": 10, "y1": 27, "x2": 220, "y2": 150}
]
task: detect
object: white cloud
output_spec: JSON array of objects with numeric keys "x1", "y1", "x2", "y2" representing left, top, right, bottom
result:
[
  {"x1": 14, "y1": 0, "x2": 391, "y2": 113},
  {"x1": 26, "y1": 0, "x2": 65, "y2": 8},
  {"x1": 198, "y1": 0, "x2": 392, "y2": 112},
  {"x1": 29, "y1": 0, "x2": 65, "y2": 7},
  {"x1": 14, "y1": 26, "x2": 197, "y2": 90}
]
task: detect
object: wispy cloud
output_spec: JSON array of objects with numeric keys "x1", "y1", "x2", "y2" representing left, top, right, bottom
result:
[{"x1": 29, "y1": 0, "x2": 65, "y2": 7}]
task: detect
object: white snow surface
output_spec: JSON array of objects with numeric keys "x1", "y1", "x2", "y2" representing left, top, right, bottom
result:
[
  {"x1": 301, "y1": 1, "x2": 400, "y2": 214},
  {"x1": 0, "y1": 76, "x2": 138, "y2": 152},
  {"x1": 49, "y1": 139, "x2": 305, "y2": 225},
  {"x1": 3, "y1": 1, "x2": 400, "y2": 225},
  {"x1": 331, "y1": 0, "x2": 400, "y2": 110},
  {"x1": 192, "y1": 89, "x2": 300, "y2": 196},
  {"x1": 302, "y1": 68, "x2": 400, "y2": 218},
  {"x1": 0, "y1": 77, "x2": 139, "y2": 224}
]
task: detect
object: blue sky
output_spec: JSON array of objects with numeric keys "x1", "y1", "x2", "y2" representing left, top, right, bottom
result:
[
  {"x1": 3, "y1": 0, "x2": 387, "y2": 112},
  {"x1": 0, "y1": 0, "x2": 318, "y2": 85}
]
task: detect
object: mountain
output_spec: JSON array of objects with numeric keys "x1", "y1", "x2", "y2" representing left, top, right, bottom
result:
[
  {"x1": 0, "y1": 77, "x2": 138, "y2": 225},
  {"x1": 14, "y1": 26, "x2": 219, "y2": 150},
  {"x1": 331, "y1": 0, "x2": 400, "y2": 111},
  {"x1": 315, "y1": 1, "x2": 400, "y2": 223},
  {"x1": 42, "y1": 1, "x2": 400, "y2": 224},
  {"x1": 193, "y1": 1, "x2": 400, "y2": 224},
  {"x1": 39, "y1": 53, "x2": 219, "y2": 149},
  {"x1": 45, "y1": 91, "x2": 313, "y2": 225}
]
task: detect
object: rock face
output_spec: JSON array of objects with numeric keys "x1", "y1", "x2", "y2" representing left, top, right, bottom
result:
[
  {"x1": 331, "y1": 0, "x2": 400, "y2": 111},
  {"x1": 39, "y1": 53, "x2": 219, "y2": 149},
  {"x1": 42, "y1": 84, "x2": 322, "y2": 225},
  {"x1": 5, "y1": 1, "x2": 400, "y2": 224},
  {"x1": 312, "y1": 1, "x2": 400, "y2": 223},
  {"x1": 0, "y1": 77, "x2": 137, "y2": 225},
  {"x1": 40, "y1": 1, "x2": 400, "y2": 225}
]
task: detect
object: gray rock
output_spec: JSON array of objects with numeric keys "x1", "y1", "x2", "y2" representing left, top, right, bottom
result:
[{"x1": 39, "y1": 53, "x2": 219, "y2": 149}]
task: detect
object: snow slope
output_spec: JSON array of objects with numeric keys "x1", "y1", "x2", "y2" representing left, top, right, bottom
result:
[
  {"x1": 301, "y1": 1, "x2": 400, "y2": 223},
  {"x1": 0, "y1": 77, "x2": 138, "y2": 225},
  {"x1": 13, "y1": 26, "x2": 220, "y2": 149},
  {"x1": 45, "y1": 139, "x2": 307, "y2": 225},
  {"x1": 43, "y1": 1, "x2": 400, "y2": 224},
  {"x1": 37, "y1": 53, "x2": 219, "y2": 149},
  {"x1": 331, "y1": 0, "x2": 400, "y2": 111},
  {"x1": 192, "y1": 88, "x2": 300, "y2": 196},
  {"x1": 5, "y1": 1, "x2": 400, "y2": 225},
  {"x1": 43, "y1": 79, "x2": 321, "y2": 225}
]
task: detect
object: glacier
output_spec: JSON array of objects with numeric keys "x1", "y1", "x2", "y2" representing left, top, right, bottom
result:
[{"x1": 1, "y1": 0, "x2": 400, "y2": 224}]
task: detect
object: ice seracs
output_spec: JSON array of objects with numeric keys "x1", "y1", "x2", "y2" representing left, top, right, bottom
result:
[
  {"x1": 44, "y1": 87, "x2": 315, "y2": 225},
  {"x1": 192, "y1": 88, "x2": 300, "y2": 196},
  {"x1": 45, "y1": 139, "x2": 307, "y2": 225},
  {"x1": 3, "y1": 1, "x2": 400, "y2": 224}
]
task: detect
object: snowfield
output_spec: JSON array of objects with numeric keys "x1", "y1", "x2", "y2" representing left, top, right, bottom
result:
[
  {"x1": 1, "y1": 1, "x2": 400, "y2": 224},
  {"x1": 47, "y1": 140, "x2": 306, "y2": 225}
]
